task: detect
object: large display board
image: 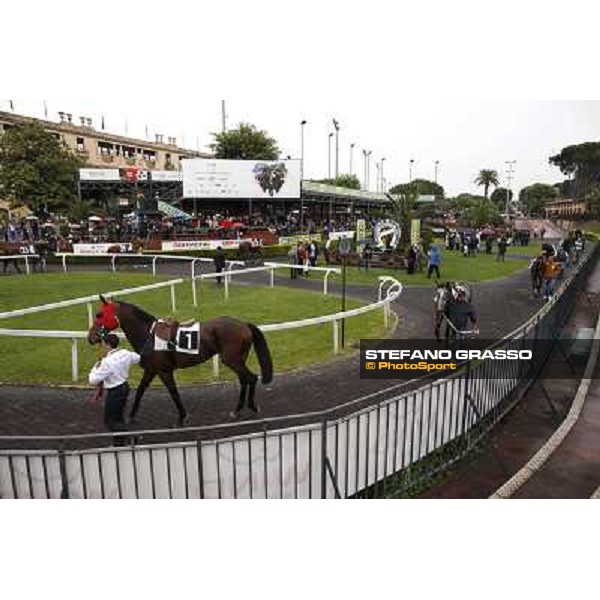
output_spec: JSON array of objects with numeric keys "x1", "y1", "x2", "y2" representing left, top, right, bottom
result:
[{"x1": 182, "y1": 159, "x2": 301, "y2": 199}]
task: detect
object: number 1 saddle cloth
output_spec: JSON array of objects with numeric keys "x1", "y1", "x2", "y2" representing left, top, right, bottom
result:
[{"x1": 153, "y1": 319, "x2": 201, "y2": 354}]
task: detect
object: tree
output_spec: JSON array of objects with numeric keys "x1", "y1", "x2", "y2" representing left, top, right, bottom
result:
[
  {"x1": 474, "y1": 169, "x2": 499, "y2": 199},
  {"x1": 389, "y1": 178, "x2": 445, "y2": 199},
  {"x1": 465, "y1": 198, "x2": 501, "y2": 227},
  {"x1": 549, "y1": 142, "x2": 600, "y2": 199},
  {"x1": 314, "y1": 174, "x2": 361, "y2": 190},
  {"x1": 384, "y1": 190, "x2": 418, "y2": 246},
  {"x1": 0, "y1": 122, "x2": 83, "y2": 212},
  {"x1": 210, "y1": 122, "x2": 280, "y2": 160},
  {"x1": 490, "y1": 187, "x2": 513, "y2": 207},
  {"x1": 519, "y1": 183, "x2": 557, "y2": 216}
]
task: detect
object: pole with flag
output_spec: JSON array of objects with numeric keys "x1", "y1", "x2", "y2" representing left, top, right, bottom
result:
[
  {"x1": 9, "y1": 100, "x2": 14, "y2": 112},
  {"x1": 101, "y1": 115, "x2": 105, "y2": 130},
  {"x1": 43, "y1": 101, "x2": 48, "y2": 119}
]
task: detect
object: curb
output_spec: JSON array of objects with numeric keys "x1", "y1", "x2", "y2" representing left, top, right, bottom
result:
[{"x1": 490, "y1": 311, "x2": 600, "y2": 500}]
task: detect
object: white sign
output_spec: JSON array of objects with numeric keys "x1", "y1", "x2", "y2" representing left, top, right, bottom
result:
[
  {"x1": 73, "y1": 243, "x2": 133, "y2": 254},
  {"x1": 328, "y1": 231, "x2": 356, "y2": 241},
  {"x1": 417, "y1": 195, "x2": 435, "y2": 203},
  {"x1": 152, "y1": 171, "x2": 182, "y2": 182},
  {"x1": 79, "y1": 169, "x2": 120, "y2": 181},
  {"x1": 162, "y1": 239, "x2": 247, "y2": 252},
  {"x1": 182, "y1": 159, "x2": 301, "y2": 199}
]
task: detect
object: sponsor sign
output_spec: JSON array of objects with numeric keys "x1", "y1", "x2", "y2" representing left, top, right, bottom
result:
[
  {"x1": 79, "y1": 169, "x2": 120, "y2": 182},
  {"x1": 356, "y1": 219, "x2": 366, "y2": 243},
  {"x1": 279, "y1": 234, "x2": 323, "y2": 246},
  {"x1": 73, "y1": 243, "x2": 133, "y2": 254},
  {"x1": 182, "y1": 159, "x2": 301, "y2": 199},
  {"x1": 161, "y1": 239, "x2": 246, "y2": 252},
  {"x1": 410, "y1": 219, "x2": 421, "y2": 245},
  {"x1": 328, "y1": 231, "x2": 356, "y2": 241},
  {"x1": 152, "y1": 171, "x2": 182, "y2": 182}
]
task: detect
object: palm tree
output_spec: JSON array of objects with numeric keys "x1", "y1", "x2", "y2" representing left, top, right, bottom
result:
[{"x1": 475, "y1": 169, "x2": 499, "y2": 199}]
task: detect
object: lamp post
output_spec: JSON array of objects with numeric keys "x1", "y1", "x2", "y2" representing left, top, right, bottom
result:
[
  {"x1": 339, "y1": 237, "x2": 351, "y2": 349},
  {"x1": 328, "y1": 133, "x2": 334, "y2": 179},
  {"x1": 434, "y1": 160, "x2": 440, "y2": 184},
  {"x1": 409, "y1": 158, "x2": 415, "y2": 183},
  {"x1": 362, "y1": 149, "x2": 368, "y2": 191},
  {"x1": 381, "y1": 157, "x2": 386, "y2": 193},
  {"x1": 300, "y1": 120, "x2": 307, "y2": 181},
  {"x1": 366, "y1": 151, "x2": 372, "y2": 190},
  {"x1": 350, "y1": 143, "x2": 356, "y2": 175},
  {"x1": 332, "y1": 119, "x2": 340, "y2": 179},
  {"x1": 505, "y1": 160, "x2": 516, "y2": 218}
]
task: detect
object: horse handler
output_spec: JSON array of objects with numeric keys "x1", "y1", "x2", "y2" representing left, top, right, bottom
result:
[{"x1": 89, "y1": 334, "x2": 141, "y2": 441}]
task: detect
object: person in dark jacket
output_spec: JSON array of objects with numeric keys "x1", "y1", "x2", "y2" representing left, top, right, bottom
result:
[{"x1": 214, "y1": 246, "x2": 226, "y2": 284}]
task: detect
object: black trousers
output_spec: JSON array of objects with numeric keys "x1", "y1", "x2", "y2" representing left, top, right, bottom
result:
[
  {"x1": 104, "y1": 382, "x2": 130, "y2": 434},
  {"x1": 428, "y1": 265, "x2": 440, "y2": 279},
  {"x1": 216, "y1": 266, "x2": 223, "y2": 284}
]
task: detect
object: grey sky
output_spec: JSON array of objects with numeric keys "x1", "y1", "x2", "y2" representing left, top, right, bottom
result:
[{"x1": 2, "y1": 0, "x2": 599, "y2": 198}]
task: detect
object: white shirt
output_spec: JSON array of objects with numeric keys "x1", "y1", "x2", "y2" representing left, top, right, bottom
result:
[{"x1": 88, "y1": 349, "x2": 141, "y2": 389}]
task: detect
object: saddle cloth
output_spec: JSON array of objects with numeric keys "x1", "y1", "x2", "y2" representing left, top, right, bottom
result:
[{"x1": 154, "y1": 321, "x2": 201, "y2": 354}]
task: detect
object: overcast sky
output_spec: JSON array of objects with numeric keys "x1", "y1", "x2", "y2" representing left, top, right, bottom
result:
[{"x1": 2, "y1": 0, "x2": 599, "y2": 198}]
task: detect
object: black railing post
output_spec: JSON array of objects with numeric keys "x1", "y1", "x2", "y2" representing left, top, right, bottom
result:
[
  {"x1": 58, "y1": 449, "x2": 69, "y2": 499},
  {"x1": 321, "y1": 417, "x2": 328, "y2": 499}
]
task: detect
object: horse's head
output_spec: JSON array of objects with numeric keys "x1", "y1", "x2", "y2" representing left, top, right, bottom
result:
[{"x1": 87, "y1": 294, "x2": 120, "y2": 345}]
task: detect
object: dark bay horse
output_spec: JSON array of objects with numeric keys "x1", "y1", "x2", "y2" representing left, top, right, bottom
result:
[
  {"x1": 87, "y1": 296, "x2": 273, "y2": 425},
  {"x1": 530, "y1": 256, "x2": 544, "y2": 298}
]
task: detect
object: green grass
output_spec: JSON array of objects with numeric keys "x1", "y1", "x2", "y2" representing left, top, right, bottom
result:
[
  {"x1": 309, "y1": 250, "x2": 532, "y2": 287},
  {"x1": 0, "y1": 272, "x2": 386, "y2": 386}
]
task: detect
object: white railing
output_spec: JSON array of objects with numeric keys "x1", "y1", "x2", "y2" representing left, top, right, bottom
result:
[
  {"x1": 193, "y1": 262, "x2": 341, "y2": 304},
  {"x1": 0, "y1": 277, "x2": 402, "y2": 382},
  {"x1": 0, "y1": 254, "x2": 40, "y2": 275},
  {"x1": 55, "y1": 252, "x2": 244, "y2": 279}
]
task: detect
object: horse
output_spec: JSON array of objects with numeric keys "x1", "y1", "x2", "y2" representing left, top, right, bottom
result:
[
  {"x1": 87, "y1": 296, "x2": 273, "y2": 425},
  {"x1": 433, "y1": 281, "x2": 472, "y2": 341},
  {"x1": 530, "y1": 256, "x2": 544, "y2": 298},
  {"x1": 0, "y1": 242, "x2": 23, "y2": 274}
]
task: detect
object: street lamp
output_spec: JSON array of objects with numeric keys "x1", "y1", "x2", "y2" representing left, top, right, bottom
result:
[
  {"x1": 362, "y1": 149, "x2": 368, "y2": 191},
  {"x1": 350, "y1": 143, "x2": 356, "y2": 175},
  {"x1": 381, "y1": 157, "x2": 386, "y2": 193},
  {"x1": 505, "y1": 160, "x2": 517, "y2": 218},
  {"x1": 434, "y1": 160, "x2": 440, "y2": 184},
  {"x1": 300, "y1": 120, "x2": 307, "y2": 181},
  {"x1": 409, "y1": 158, "x2": 415, "y2": 183},
  {"x1": 328, "y1": 132, "x2": 334, "y2": 179},
  {"x1": 332, "y1": 119, "x2": 340, "y2": 179},
  {"x1": 366, "y1": 151, "x2": 372, "y2": 190}
]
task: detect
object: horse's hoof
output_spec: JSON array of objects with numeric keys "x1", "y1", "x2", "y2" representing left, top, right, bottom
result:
[
  {"x1": 229, "y1": 411, "x2": 240, "y2": 420},
  {"x1": 174, "y1": 415, "x2": 190, "y2": 428}
]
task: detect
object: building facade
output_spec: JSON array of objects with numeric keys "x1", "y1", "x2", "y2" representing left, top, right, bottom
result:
[
  {"x1": 544, "y1": 198, "x2": 588, "y2": 218},
  {"x1": 0, "y1": 110, "x2": 209, "y2": 171}
]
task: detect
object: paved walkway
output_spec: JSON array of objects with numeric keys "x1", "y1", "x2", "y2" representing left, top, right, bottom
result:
[
  {"x1": 420, "y1": 255, "x2": 600, "y2": 498},
  {"x1": 0, "y1": 250, "x2": 580, "y2": 442}
]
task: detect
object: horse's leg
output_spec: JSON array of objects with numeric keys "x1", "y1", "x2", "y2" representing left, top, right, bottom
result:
[
  {"x1": 157, "y1": 370, "x2": 189, "y2": 426},
  {"x1": 129, "y1": 370, "x2": 155, "y2": 423},
  {"x1": 230, "y1": 378, "x2": 248, "y2": 420}
]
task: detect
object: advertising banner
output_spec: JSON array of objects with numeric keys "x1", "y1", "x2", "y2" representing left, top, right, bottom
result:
[
  {"x1": 356, "y1": 219, "x2": 366, "y2": 242},
  {"x1": 161, "y1": 239, "x2": 247, "y2": 252},
  {"x1": 73, "y1": 243, "x2": 133, "y2": 254},
  {"x1": 152, "y1": 171, "x2": 182, "y2": 182},
  {"x1": 410, "y1": 219, "x2": 422, "y2": 246},
  {"x1": 182, "y1": 159, "x2": 301, "y2": 199},
  {"x1": 328, "y1": 231, "x2": 356, "y2": 241},
  {"x1": 79, "y1": 169, "x2": 120, "y2": 181},
  {"x1": 279, "y1": 234, "x2": 323, "y2": 246}
]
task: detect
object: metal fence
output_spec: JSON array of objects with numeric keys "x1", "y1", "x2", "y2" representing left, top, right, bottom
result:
[{"x1": 0, "y1": 245, "x2": 597, "y2": 499}]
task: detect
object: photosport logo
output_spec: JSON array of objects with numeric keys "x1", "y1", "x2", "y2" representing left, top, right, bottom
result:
[{"x1": 360, "y1": 339, "x2": 542, "y2": 380}]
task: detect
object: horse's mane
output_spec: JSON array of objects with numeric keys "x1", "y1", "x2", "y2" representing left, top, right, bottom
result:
[{"x1": 118, "y1": 301, "x2": 156, "y2": 325}]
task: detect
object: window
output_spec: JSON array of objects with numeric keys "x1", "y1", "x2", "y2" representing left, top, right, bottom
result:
[{"x1": 76, "y1": 137, "x2": 85, "y2": 152}]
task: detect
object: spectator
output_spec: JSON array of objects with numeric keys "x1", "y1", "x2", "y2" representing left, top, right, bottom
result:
[
  {"x1": 497, "y1": 236, "x2": 508, "y2": 262},
  {"x1": 427, "y1": 244, "x2": 442, "y2": 279}
]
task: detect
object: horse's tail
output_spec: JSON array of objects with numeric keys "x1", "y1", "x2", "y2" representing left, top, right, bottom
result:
[{"x1": 248, "y1": 323, "x2": 273, "y2": 384}]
